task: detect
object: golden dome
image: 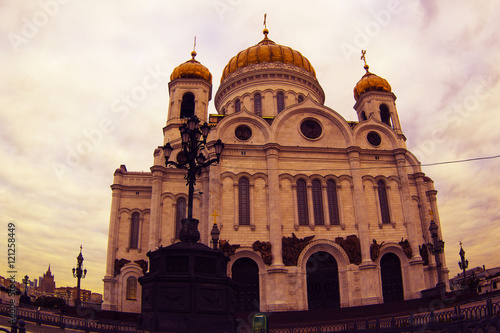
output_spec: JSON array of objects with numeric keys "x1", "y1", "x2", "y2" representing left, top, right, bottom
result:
[
  {"x1": 170, "y1": 51, "x2": 212, "y2": 84},
  {"x1": 221, "y1": 30, "x2": 316, "y2": 82},
  {"x1": 354, "y1": 65, "x2": 391, "y2": 101}
]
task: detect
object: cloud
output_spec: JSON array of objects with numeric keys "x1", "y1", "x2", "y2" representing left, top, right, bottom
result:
[{"x1": 0, "y1": 0, "x2": 499, "y2": 294}]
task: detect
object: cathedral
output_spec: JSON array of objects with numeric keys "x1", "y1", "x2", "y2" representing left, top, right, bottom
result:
[{"x1": 102, "y1": 28, "x2": 449, "y2": 313}]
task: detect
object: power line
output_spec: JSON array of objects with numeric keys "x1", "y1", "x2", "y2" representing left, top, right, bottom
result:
[{"x1": 219, "y1": 154, "x2": 500, "y2": 173}]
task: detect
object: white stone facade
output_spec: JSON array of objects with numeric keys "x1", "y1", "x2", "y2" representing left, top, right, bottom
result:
[{"x1": 102, "y1": 34, "x2": 449, "y2": 313}]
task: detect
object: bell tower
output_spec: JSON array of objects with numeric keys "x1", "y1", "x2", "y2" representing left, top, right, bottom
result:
[
  {"x1": 166, "y1": 47, "x2": 212, "y2": 130},
  {"x1": 353, "y1": 50, "x2": 404, "y2": 138}
]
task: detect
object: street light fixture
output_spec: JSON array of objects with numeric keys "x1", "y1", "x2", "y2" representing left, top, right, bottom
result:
[
  {"x1": 458, "y1": 242, "x2": 469, "y2": 289},
  {"x1": 72, "y1": 245, "x2": 87, "y2": 306},
  {"x1": 427, "y1": 215, "x2": 445, "y2": 290},
  {"x1": 163, "y1": 115, "x2": 224, "y2": 242}
]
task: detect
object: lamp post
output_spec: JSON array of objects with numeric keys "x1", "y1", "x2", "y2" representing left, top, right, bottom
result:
[
  {"x1": 427, "y1": 214, "x2": 445, "y2": 290},
  {"x1": 72, "y1": 245, "x2": 87, "y2": 306},
  {"x1": 163, "y1": 115, "x2": 224, "y2": 242},
  {"x1": 22, "y1": 275, "x2": 29, "y2": 296},
  {"x1": 210, "y1": 223, "x2": 220, "y2": 250},
  {"x1": 458, "y1": 242, "x2": 469, "y2": 290}
]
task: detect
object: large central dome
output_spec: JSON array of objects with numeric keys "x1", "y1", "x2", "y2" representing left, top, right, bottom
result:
[{"x1": 220, "y1": 30, "x2": 316, "y2": 82}]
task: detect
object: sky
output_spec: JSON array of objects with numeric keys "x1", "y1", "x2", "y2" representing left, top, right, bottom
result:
[{"x1": 0, "y1": 0, "x2": 499, "y2": 295}]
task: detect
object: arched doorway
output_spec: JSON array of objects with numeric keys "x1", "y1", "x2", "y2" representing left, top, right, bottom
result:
[
  {"x1": 380, "y1": 252, "x2": 404, "y2": 303},
  {"x1": 232, "y1": 258, "x2": 260, "y2": 312},
  {"x1": 306, "y1": 251, "x2": 340, "y2": 310}
]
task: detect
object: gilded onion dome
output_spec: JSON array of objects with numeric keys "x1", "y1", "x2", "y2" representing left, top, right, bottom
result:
[
  {"x1": 170, "y1": 51, "x2": 212, "y2": 84},
  {"x1": 354, "y1": 63, "x2": 391, "y2": 101},
  {"x1": 220, "y1": 29, "x2": 316, "y2": 82}
]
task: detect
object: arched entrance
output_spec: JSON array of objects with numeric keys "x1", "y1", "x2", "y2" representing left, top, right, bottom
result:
[
  {"x1": 306, "y1": 251, "x2": 340, "y2": 310},
  {"x1": 380, "y1": 252, "x2": 404, "y2": 303},
  {"x1": 232, "y1": 257, "x2": 260, "y2": 312}
]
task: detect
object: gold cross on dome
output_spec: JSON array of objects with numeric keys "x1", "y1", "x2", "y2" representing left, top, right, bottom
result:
[
  {"x1": 361, "y1": 50, "x2": 370, "y2": 72},
  {"x1": 263, "y1": 13, "x2": 267, "y2": 30},
  {"x1": 211, "y1": 210, "x2": 219, "y2": 225},
  {"x1": 361, "y1": 50, "x2": 367, "y2": 64}
]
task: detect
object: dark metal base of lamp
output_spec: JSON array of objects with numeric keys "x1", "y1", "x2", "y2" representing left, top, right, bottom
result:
[
  {"x1": 179, "y1": 218, "x2": 200, "y2": 243},
  {"x1": 139, "y1": 224, "x2": 236, "y2": 333}
]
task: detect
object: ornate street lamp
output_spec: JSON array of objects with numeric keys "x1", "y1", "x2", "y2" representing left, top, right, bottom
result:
[
  {"x1": 210, "y1": 222, "x2": 220, "y2": 250},
  {"x1": 163, "y1": 115, "x2": 224, "y2": 242},
  {"x1": 458, "y1": 242, "x2": 469, "y2": 289},
  {"x1": 427, "y1": 212, "x2": 445, "y2": 290},
  {"x1": 22, "y1": 275, "x2": 29, "y2": 296},
  {"x1": 72, "y1": 245, "x2": 87, "y2": 306}
]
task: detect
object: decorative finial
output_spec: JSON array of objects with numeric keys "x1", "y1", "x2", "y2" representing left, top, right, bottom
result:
[
  {"x1": 263, "y1": 13, "x2": 269, "y2": 37},
  {"x1": 361, "y1": 50, "x2": 369, "y2": 72},
  {"x1": 80, "y1": 245, "x2": 83, "y2": 253},
  {"x1": 429, "y1": 210, "x2": 434, "y2": 220},
  {"x1": 191, "y1": 36, "x2": 197, "y2": 59}
]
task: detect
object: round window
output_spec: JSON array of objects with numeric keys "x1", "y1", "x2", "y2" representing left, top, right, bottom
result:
[
  {"x1": 367, "y1": 131, "x2": 382, "y2": 146},
  {"x1": 300, "y1": 119, "x2": 322, "y2": 139},
  {"x1": 235, "y1": 125, "x2": 252, "y2": 141}
]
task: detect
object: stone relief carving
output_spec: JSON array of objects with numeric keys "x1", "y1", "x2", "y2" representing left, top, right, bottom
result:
[
  {"x1": 419, "y1": 243, "x2": 429, "y2": 266},
  {"x1": 335, "y1": 235, "x2": 362, "y2": 265},
  {"x1": 134, "y1": 259, "x2": 148, "y2": 275},
  {"x1": 370, "y1": 239, "x2": 385, "y2": 261},
  {"x1": 114, "y1": 258, "x2": 131, "y2": 277},
  {"x1": 399, "y1": 238, "x2": 413, "y2": 259},
  {"x1": 282, "y1": 233, "x2": 315, "y2": 266},
  {"x1": 219, "y1": 240, "x2": 240, "y2": 256},
  {"x1": 252, "y1": 240, "x2": 273, "y2": 265}
]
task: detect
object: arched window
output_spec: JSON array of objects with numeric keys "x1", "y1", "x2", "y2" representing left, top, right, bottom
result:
[
  {"x1": 234, "y1": 99, "x2": 241, "y2": 113},
  {"x1": 377, "y1": 180, "x2": 391, "y2": 224},
  {"x1": 129, "y1": 212, "x2": 140, "y2": 249},
  {"x1": 239, "y1": 177, "x2": 250, "y2": 225},
  {"x1": 277, "y1": 92, "x2": 285, "y2": 113},
  {"x1": 380, "y1": 104, "x2": 391, "y2": 126},
  {"x1": 311, "y1": 180, "x2": 324, "y2": 225},
  {"x1": 298, "y1": 95, "x2": 305, "y2": 103},
  {"x1": 180, "y1": 92, "x2": 195, "y2": 118},
  {"x1": 360, "y1": 111, "x2": 367, "y2": 121},
  {"x1": 254, "y1": 93, "x2": 262, "y2": 116},
  {"x1": 297, "y1": 179, "x2": 309, "y2": 226},
  {"x1": 126, "y1": 276, "x2": 137, "y2": 300},
  {"x1": 176, "y1": 197, "x2": 186, "y2": 238},
  {"x1": 327, "y1": 180, "x2": 340, "y2": 225}
]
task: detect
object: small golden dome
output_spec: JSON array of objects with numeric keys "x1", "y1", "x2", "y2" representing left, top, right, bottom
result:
[
  {"x1": 170, "y1": 51, "x2": 212, "y2": 84},
  {"x1": 354, "y1": 64, "x2": 391, "y2": 101},
  {"x1": 221, "y1": 30, "x2": 316, "y2": 82}
]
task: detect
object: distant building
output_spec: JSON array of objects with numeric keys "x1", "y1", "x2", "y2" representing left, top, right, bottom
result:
[
  {"x1": 38, "y1": 265, "x2": 55, "y2": 293},
  {"x1": 450, "y1": 265, "x2": 500, "y2": 294},
  {"x1": 55, "y1": 286, "x2": 91, "y2": 303}
]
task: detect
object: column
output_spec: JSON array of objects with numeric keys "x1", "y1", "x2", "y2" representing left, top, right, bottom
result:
[
  {"x1": 347, "y1": 147, "x2": 371, "y2": 263},
  {"x1": 322, "y1": 184, "x2": 330, "y2": 227},
  {"x1": 102, "y1": 171, "x2": 123, "y2": 311},
  {"x1": 265, "y1": 143, "x2": 283, "y2": 266},
  {"x1": 307, "y1": 182, "x2": 314, "y2": 229},
  {"x1": 148, "y1": 166, "x2": 164, "y2": 251},
  {"x1": 395, "y1": 150, "x2": 421, "y2": 259}
]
